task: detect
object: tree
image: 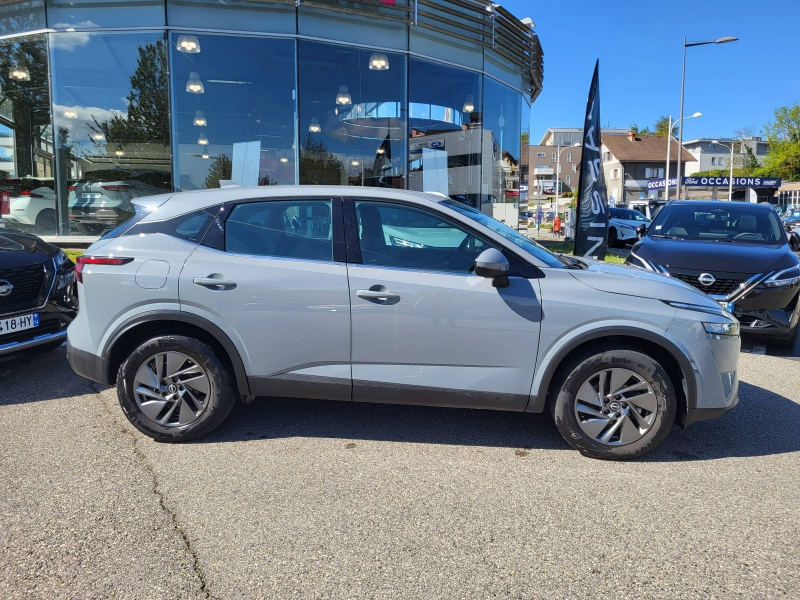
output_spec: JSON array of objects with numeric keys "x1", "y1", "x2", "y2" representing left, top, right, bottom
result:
[
  {"x1": 203, "y1": 155, "x2": 232, "y2": 189},
  {"x1": 299, "y1": 134, "x2": 345, "y2": 185},
  {"x1": 629, "y1": 124, "x2": 651, "y2": 136},
  {"x1": 654, "y1": 116, "x2": 678, "y2": 138},
  {"x1": 760, "y1": 104, "x2": 800, "y2": 180},
  {"x1": 89, "y1": 39, "x2": 170, "y2": 147}
]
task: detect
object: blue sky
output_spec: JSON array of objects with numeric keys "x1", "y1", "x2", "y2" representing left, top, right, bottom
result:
[{"x1": 499, "y1": 0, "x2": 800, "y2": 144}]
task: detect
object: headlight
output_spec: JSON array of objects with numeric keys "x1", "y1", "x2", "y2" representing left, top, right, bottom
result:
[
  {"x1": 758, "y1": 265, "x2": 800, "y2": 289},
  {"x1": 665, "y1": 300, "x2": 733, "y2": 318},
  {"x1": 628, "y1": 250, "x2": 656, "y2": 271},
  {"x1": 703, "y1": 321, "x2": 739, "y2": 336}
]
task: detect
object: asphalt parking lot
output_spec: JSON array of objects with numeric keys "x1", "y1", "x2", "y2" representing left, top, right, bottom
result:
[{"x1": 1, "y1": 339, "x2": 798, "y2": 599}]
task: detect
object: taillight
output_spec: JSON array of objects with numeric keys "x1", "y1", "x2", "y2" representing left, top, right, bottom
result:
[
  {"x1": 21, "y1": 190, "x2": 31, "y2": 195},
  {"x1": 68, "y1": 185, "x2": 76, "y2": 192},
  {"x1": 102, "y1": 185, "x2": 129, "y2": 192},
  {"x1": 75, "y1": 255, "x2": 134, "y2": 283},
  {"x1": 0, "y1": 191, "x2": 9, "y2": 215}
]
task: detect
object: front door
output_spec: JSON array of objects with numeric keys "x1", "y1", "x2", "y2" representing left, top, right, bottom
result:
[
  {"x1": 346, "y1": 199, "x2": 541, "y2": 410},
  {"x1": 179, "y1": 197, "x2": 352, "y2": 401}
]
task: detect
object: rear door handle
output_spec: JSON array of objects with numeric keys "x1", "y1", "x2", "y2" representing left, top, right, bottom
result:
[
  {"x1": 194, "y1": 277, "x2": 237, "y2": 289},
  {"x1": 357, "y1": 289, "x2": 400, "y2": 300}
]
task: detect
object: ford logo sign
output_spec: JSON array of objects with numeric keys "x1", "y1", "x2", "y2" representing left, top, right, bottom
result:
[
  {"x1": 698, "y1": 273, "x2": 716, "y2": 287},
  {"x1": 0, "y1": 279, "x2": 12, "y2": 297}
]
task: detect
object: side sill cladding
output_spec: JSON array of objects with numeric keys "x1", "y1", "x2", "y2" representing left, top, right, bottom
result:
[
  {"x1": 101, "y1": 310, "x2": 251, "y2": 397},
  {"x1": 525, "y1": 326, "x2": 699, "y2": 415}
]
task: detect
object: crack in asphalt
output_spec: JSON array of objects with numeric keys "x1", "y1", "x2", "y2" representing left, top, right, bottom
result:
[{"x1": 91, "y1": 382, "x2": 216, "y2": 600}]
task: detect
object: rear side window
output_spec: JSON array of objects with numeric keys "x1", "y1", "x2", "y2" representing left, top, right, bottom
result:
[
  {"x1": 122, "y1": 205, "x2": 221, "y2": 242},
  {"x1": 225, "y1": 200, "x2": 333, "y2": 262}
]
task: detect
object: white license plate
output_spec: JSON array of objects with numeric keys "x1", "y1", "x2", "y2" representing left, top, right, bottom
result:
[
  {"x1": 0, "y1": 313, "x2": 39, "y2": 335},
  {"x1": 82, "y1": 193, "x2": 102, "y2": 199}
]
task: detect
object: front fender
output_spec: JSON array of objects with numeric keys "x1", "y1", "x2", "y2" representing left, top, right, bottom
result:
[{"x1": 525, "y1": 320, "x2": 699, "y2": 415}]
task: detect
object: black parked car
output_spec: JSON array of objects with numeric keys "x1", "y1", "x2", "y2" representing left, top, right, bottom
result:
[
  {"x1": 627, "y1": 201, "x2": 800, "y2": 348},
  {"x1": 0, "y1": 230, "x2": 77, "y2": 363}
]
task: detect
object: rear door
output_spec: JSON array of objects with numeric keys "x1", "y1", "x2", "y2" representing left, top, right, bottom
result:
[
  {"x1": 345, "y1": 199, "x2": 542, "y2": 410},
  {"x1": 179, "y1": 196, "x2": 352, "y2": 401}
]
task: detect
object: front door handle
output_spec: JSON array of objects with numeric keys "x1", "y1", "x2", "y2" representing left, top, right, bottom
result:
[
  {"x1": 194, "y1": 277, "x2": 237, "y2": 289},
  {"x1": 357, "y1": 289, "x2": 400, "y2": 300}
]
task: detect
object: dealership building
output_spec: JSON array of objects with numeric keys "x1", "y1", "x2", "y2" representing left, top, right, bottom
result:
[{"x1": 0, "y1": 0, "x2": 542, "y2": 239}]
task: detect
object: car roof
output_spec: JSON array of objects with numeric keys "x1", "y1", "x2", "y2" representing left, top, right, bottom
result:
[
  {"x1": 138, "y1": 185, "x2": 449, "y2": 220},
  {"x1": 665, "y1": 200, "x2": 774, "y2": 211}
]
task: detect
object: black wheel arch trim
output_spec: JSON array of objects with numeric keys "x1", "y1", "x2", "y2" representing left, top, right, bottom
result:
[
  {"x1": 101, "y1": 310, "x2": 251, "y2": 397},
  {"x1": 526, "y1": 326, "x2": 699, "y2": 417}
]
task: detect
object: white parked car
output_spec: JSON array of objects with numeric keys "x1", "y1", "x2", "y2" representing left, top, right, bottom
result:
[
  {"x1": 0, "y1": 178, "x2": 58, "y2": 235},
  {"x1": 609, "y1": 207, "x2": 650, "y2": 247}
]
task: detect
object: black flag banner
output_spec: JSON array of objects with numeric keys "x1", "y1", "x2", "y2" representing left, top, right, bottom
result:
[{"x1": 574, "y1": 60, "x2": 609, "y2": 259}]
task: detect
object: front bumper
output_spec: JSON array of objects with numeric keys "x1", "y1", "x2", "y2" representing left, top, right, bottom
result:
[
  {"x1": 685, "y1": 392, "x2": 739, "y2": 426},
  {"x1": 0, "y1": 306, "x2": 73, "y2": 362}
]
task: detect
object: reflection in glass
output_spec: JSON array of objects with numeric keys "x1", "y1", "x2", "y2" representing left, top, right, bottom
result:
[
  {"x1": 0, "y1": 34, "x2": 55, "y2": 235},
  {"x1": 50, "y1": 31, "x2": 172, "y2": 236},
  {"x1": 408, "y1": 58, "x2": 482, "y2": 207},
  {"x1": 171, "y1": 33, "x2": 296, "y2": 190},
  {"x1": 483, "y1": 77, "x2": 522, "y2": 208},
  {"x1": 298, "y1": 41, "x2": 405, "y2": 187},
  {"x1": 0, "y1": 1, "x2": 45, "y2": 36},
  {"x1": 46, "y1": 0, "x2": 165, "y2": 29}
]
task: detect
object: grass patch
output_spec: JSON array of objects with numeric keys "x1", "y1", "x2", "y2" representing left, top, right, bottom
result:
[
  {"x1": 63, "y1": 249, "x2": 84, "y2": 264},
  {"x1": 544, "y1": 241, "x2": 626, "y2": 265}
]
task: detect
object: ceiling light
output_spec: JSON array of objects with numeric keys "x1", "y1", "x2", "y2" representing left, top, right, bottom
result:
[
  {"x1": 186, "y1": 72, "x2": 204, "y2": 94},
  {"x1": 8, "y1": 65, "x2": 30, "y2": 81},
  {"x1": 463, "y1": 95, "x2": 475, "y2": 113},
  {"x1": 63, "y1": 108, "x2": 78, "y2": 119},
  {"x1": 198, "y1": 134, "x2": 209, "y2": 145},
  {"x1": 368, "y1": 53, "x2": 389, "y2": 71},
  {"x1": 114, "y1": 145, "x2": 124, "y2": 157},
  {"x1": 177, "y1": 34, "x2": 201, "y2": 53},
  {"x1": 201, "y1": 151, "x2": 209, "y2": 159},
  {"x1": 351, "y1": 158, "x2": 360, "y2": 166},
  {"x1": 193, "y1": 110, "x2": 207, "y2": 126},
  {"x1": 308, "y1": 117, "x2": 321, "y2": 133},
  {"x1": 92, "y1": 132, "x2": 105, "y2": 141},
  {"x1": 336, "y1": 85, "x2": 352, "y2": 106},
  {"x1": 279, "y1": 154, "x2": 289, "y2": 163},
  {"x1": 376, "y1": 147, "x2": 385, "y2": 155}
]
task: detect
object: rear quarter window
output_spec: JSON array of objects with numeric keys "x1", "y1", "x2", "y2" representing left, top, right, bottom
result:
[{"x1": 122, "y1": 205, "x2": 221, "y2": 243}]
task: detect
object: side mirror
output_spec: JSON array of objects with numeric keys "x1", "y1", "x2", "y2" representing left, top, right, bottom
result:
[
  {"x1": 474, "y1": 248, "x2": 510, "y2": 288},
  {"x1": 636, "y1": 223, "x2": 648, "y2": 240},
  {"x1": 790, "y1": 231, "x2": 800, "y2": 253}
]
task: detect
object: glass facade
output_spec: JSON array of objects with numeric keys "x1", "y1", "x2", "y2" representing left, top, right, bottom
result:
[{"x1": 0, "y1": 0, "x2": 537, "y2": 239}]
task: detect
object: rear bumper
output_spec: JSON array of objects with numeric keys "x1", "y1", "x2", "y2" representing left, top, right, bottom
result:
[{"x1": 66, "y1": 340, "x2": 110, "y2": 385}]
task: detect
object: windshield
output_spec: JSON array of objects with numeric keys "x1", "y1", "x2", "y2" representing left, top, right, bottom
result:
[
  {"x1": 789, "y1": 210, "x2": 800, "y2": 218},
  {"x1": 443, "y1": 200, "x2": 568, "y2": 268},
  {"x1": 611, "y1": 208, "x2": 649, "y2": 222},
  {"x1": 649, "y1": 203, "x2": 786, "y2": 244}
]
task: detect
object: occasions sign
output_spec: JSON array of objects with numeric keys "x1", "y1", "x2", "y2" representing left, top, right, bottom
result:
[{"x1": 648, "y1": 177, "x2": 782, "y2": 189}]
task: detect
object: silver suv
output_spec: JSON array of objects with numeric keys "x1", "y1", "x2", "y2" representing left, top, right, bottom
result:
[{"x1": 66, "y1": 186, "x2": 740, "y2": 460}]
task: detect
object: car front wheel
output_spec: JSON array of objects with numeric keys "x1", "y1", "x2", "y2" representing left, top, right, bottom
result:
[
  {"x1": 551, "y1": 346, "x2": 676, "y2": 460},
  {"x1": 116, "y1": 335, "x2": 236, "y2": 442},
  {"x1": 608, "y1": 227, "x2": 618, "y2": 248}
]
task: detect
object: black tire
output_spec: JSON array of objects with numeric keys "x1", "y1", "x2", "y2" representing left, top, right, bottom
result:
[
  {"x1": 34, "y1": 209, "x2": 57, "y2": 235},
  {"x1": 116, "y1": 335, "x2": 236, "y2": 442},
  {"x1": 550, "y1": 346, "x2": 676, "y2": 460},
  {"x1": 608, "y1": 227, "x2": 618, "y2": 248},
  {"x1": 768, "y1": 324, "x2": 799, "y2": 350}
]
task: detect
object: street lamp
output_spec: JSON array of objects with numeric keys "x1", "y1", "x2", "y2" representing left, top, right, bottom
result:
[
  {"x1": 676, "y1": 36, "x2": 737, "y2": 200},
  {"x1": 556, "y1": 143, "x2": 581, "y2": 198},
  {"x1": 712, "y1": 140, "x2": 737, "y2": 201},
  {"x1": 665, "y1": 112, "x2": 701, "y2": 201}
]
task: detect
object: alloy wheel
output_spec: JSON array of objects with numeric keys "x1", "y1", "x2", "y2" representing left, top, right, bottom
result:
[
  {"x1": 573, "y1": 368, "x2": 658, "y2": 446},
  {"x1": 132, "y1": 351, "x2": 213, "y2": 427}
]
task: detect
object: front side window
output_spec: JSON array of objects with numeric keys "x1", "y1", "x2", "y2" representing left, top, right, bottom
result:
[
  {"x1": 355, "y1": 201, "x2": 493, "y2": 273},
  {"x1": 225, "y1": 200, "x2": 333, "y2": 261}
]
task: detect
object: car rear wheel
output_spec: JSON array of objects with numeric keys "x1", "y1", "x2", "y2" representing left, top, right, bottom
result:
[
  {"x1": 550, "y1": 346, "x2": 676, "y2": 460},
  {"x1": 76, "y1": 222, "x2": 106, "y2": 236},
  {"x1": 608, "y1": 227, "x2": 618, "y2": 248},
  {"x1": 34, "y1": 209, "x2": 57, "y2": 235},
  {"x1": 116, "y1": 335, "x2": 236, "y2": 442}
]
